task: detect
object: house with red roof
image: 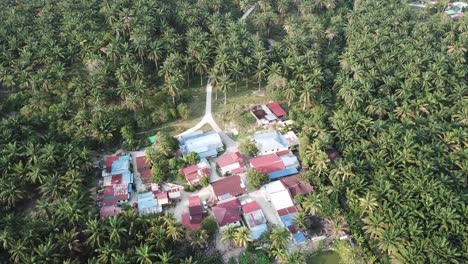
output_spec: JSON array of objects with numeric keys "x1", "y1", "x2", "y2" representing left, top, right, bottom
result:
[
  {"x1": 102, "y1": 172, "x2": 133, "y2": 187},
  {"x1": 100, "y1": 206, "x2": 122, "y2": 219},
  {"x1": 261, "y1": 175, "x2": 313, "y2": 243},
  {"x1": 105, "y1": 156, "x2": 119, "y2": 173},
  {"x1": 212, "y1": 197, "x2": 242, "y2": 230},
  {"x1": 182, "y1": 158, "x2": 211, "y2": 186},
  {"x1": 216, "y1": 152, "x2": 246, "y2": 176},
  {"x1": 136, "y1": 155, "x2": 152, "y2": 182},
  {"x1": 242, "y1": 200, "x2": 268, "y2": 239},
  {"x1": 249, "y1": 154, "x2": 285, "y2": 173},
  {"x1": 101, "y1": 184, "x2": 130, "y2": 207},
  {"x1": 181, "y1": 195, "x2": 204, "y2": 230},
  {"x1": 266, "y1": 102, "x2": 287, "y2": 120},
  {"x1": 155, "y1": 192, "x2": 170, "y2": 206},
  {"x1": 280, "y1": 175, "x2": 313, "y2": 197},
  {"x1": 210, "y1": 175, "x2": 247, "y2": 201},
  {"x1": 249, "y1": 153, "x2": 300, "y2": 180}
]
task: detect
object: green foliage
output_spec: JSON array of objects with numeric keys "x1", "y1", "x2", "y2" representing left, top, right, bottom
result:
[
  {"x1": 121, "y1": 125, "x2": 137, "y2": 150},
  {"x1": 239, "y1": 141, "x2": 257, "y2": 157},
  {"x1": 201, "y1": 217, "x2": 218, "y2": 237},
  {"x1": 238, "y1": 250, "x2": 271, "y2": 264},
  {"x1": 1, "y1": 0, "x2": 465, "y2": 262},
  {"x1": 199, "y1": 176, "x2": 210, "y2": 187},
  {"x1": 183, "y1": 152, "x2": 200, "y2": 165},
  {"x1": 177, "y1": 103, "x2": 190, "y2": 120},
  {"x1": 246, "y1": 169, "x2": 269, "y2": 189}
]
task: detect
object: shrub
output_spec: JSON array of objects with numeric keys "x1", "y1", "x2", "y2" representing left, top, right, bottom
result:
[
  {"x1": 177, "y1": 103, "x2": 190, "y2": 120},
  {"x1": 183, "y1": 151, "x2": 200, "y2": 165},
  {"x1": 246, "y1": 169, "x2": 269, "y2": 189},
  {"x1": 201, "y1": 216, "x2": 218, "y2": 237},
  {"x1": 199, "y1": 176, "x2": 210, "y2": 187},
  {"x1": 239, "y1": 140, "x2": 257, "y2": 157}
]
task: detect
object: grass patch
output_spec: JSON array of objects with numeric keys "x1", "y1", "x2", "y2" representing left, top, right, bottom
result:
[{"x1": 212, "y1": 83, "x2": 272, "y2": 137}]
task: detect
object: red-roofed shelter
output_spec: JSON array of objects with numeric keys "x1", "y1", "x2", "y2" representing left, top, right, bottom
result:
[
  {"x1": 266, "y1": 102, "x2": 287, "y2": 119},
  {"x1": 249, "y1": 153, "x2": 285, "y2": 174},
  {"x1": 217, "y1": 152, "x2": 246, "y2": 175},
  {"x1": 210, "y1": 175, "x2": 247, "y2": 200},
  {"x1": 212, "y1": 197, "x2": 241, "y2": 228}
]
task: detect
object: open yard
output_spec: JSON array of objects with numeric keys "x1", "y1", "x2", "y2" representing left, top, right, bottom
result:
[
  {"x1": 139, "y1": 81, "x2": 276, "y2": 141},
  {"x1": 211, "y1": 84, "x2": 275, "y2": 138}
]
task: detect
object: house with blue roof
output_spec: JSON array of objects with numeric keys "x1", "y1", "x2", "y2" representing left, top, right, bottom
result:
[
  {"x1": 241, "y1": 200, "x2": 268, "y2": 240},
  {"x1": 138, "y1": 192, "x2": 162, "y2": 216},
  {"x1": 262, "y1": 176, "x2": 313, "y2": 244},
  {"x1": 179, "y1": 130, "x2": 224, "y2": 158}
]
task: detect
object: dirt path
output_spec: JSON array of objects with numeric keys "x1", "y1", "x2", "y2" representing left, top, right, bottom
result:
[{"x1": 178, "y1": 5, "x2": 256, "y2": 150}]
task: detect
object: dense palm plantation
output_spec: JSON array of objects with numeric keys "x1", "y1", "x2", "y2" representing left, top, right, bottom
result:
[
  {"x1": 290, "y1": 1, "x2": 467, "y2": 263},
  {"x1": 1, "y1": 0, "x2": 466, "y2": 263}
]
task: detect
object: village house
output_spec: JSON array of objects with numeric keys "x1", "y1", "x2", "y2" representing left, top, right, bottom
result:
[
  {"x1": 155, "y1": 192, "x2": 170, "y2": 207},
  {"x1": 249, "y1": 153, "x2": 299, "y2": 180},
  {"x1": 181, "y1": 158, "x2": 211, "y2": 186},
  {"x1": 241, "y1": 200, "x2": 268, "y2": 240},
  {"x1": 102, "y1": 172, "x2": 133, "y2": 187},
  {"x1": 98, "y1": 154, "x2": 134, "y2": 211},
  {"x1": 135, "y1": 155, "x2": 152, "y2": 182},
  {"x1": 250, "y1": 102, "x2": 288, "y2": 125},
  {"x1": 210, "y1": 175, "x2": 247, "y2": 201},
  {"x1": 101, "y1": 183, "x2": 131, "y2": 207},
  {"x1": 138, "y1": 191, "x2": 162, "y2": 216},
  {"x1": 283, "y1": 131, "x2": 299, "y2": 147},
  {"x1": 266, "y1": 102, "x2": 287, "y2": 120},
  {"x1": 179, "y1": 130, "x2": 224, "y2": 158},
  {"x1": 212, "y1": 197, "x2": 242, "y2": 230},
  {"x1": 216, "y1": 151, "x2": 246, "y2": 176},
  {"x1": 103, "y1": 154, "x2": 132, "y2": 176},
  {"x1": 253, "y1": 131, "x2": 291, "y2": 156},
  {"x1": 181, "y1": 195, "x2": 204, "y2": 230},
  {"x1": 262, "y1": 175, "x2": 313, "y2": 243}
]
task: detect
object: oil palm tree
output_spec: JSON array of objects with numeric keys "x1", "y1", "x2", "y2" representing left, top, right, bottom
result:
[
  {"x1": 166, "y1": 222, "x2": 183, "y2": 241},
  {"x1": 233, "y1": 226, "x2": 252, "y2": 248},
  {"x1": 286, "y1": 250, "x2": 305, "y2": 264},
  {"x1": 157, "y1": 251, "x2": 174, "y2": 264},
  {"x1": 299, "y1": 82, "x2": 314, "y2": 110},
  {"x1": 222, "y1": 225, "x2": 236, "y2": 246},
  {"x1": 135, "y1": 244, "x2": 156, "y2": 264},
  {"x1": 293, "y1": 210, "x2": 308, "y2": 229},
  {"x1": 302, "y1": 193, "x2": 322, "y2": 215},
  {"x1": 218, "y1": 74, "x2": 233, "y2": 105},
  {"x1": 84, "y1": 218, "x2": 102, "y2": 247},
  {"x1": 269, "y1": 227, "x2": 290, "y2": 249},
  {"x1": 358, "y1": 192, "x2": 378, "y2": 217},
  {"x1": 107, "y1": 216, "x2": 126, "y2": 245}
]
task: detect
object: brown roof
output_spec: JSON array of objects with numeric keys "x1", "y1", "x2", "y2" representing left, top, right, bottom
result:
[
  {"x1": 277, "y1": 206, "x2": 298, "y2": 216},
  {"x1": 210, "y1": 175, "x2": 247, "y2": 199},
  {"x1": 280, "y1": 175, "x2": 313, "y2": 198},
  {"x1": 212, "y1": 197, "x2": 241, "y2": 226},
  {"x1": 136, "y1": 156, "x2": 151, "y2": 172}
]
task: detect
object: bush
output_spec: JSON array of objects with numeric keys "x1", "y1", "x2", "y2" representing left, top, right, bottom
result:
[
  {"x1": 239, "y1": 140, "x2": 257, "y2": 157},
  {"x1": 199, "y1": 176, "x2": 210, "y2": 187},
  {"x1": 177, "y1": 103, "x2": 190, "y2": 120},
  {"x1": 183, "y1": 151, "x2": 200, "y2": 165},
  {"x1": 184, "y1": 184, "x2": 196, "y2": 192},
  {"x1": 201, "y1": 216, "x2": 218, "y2": 237},
  {"x1": 246, "y1": 169, "x2": 269, "y2": 189}
]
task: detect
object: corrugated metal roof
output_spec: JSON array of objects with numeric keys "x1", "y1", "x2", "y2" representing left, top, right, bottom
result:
[
  {"x1": 268, "y1": 168, "x2": 299, "y2": 180},
  {"x1": 249, "y1": 223, "x2": 268, "y2": 240}
]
